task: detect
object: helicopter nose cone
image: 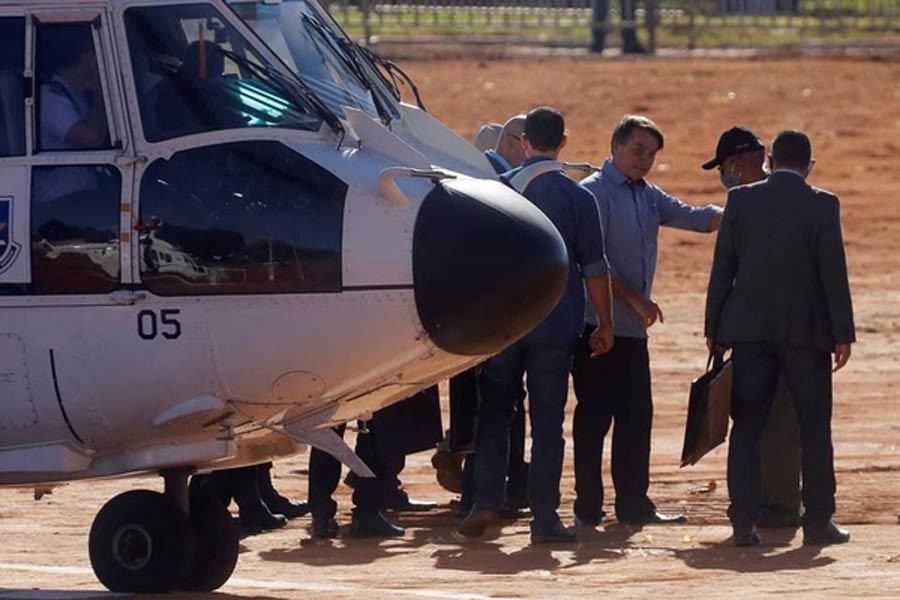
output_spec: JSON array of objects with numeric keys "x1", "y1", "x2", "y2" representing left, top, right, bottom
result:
[{"x1": 412, "y1": 177, "x2": 568, "y2": 356}]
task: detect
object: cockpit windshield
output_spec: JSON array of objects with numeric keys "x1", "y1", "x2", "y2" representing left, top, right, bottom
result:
[
  {"x1": 125, "y1": 3, "x2": 331, "y2": 142},
  {"x1": 227, "y1": 0, "x2": 399, "y2": 123}
]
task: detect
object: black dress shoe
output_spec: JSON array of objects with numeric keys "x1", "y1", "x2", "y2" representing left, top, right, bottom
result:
[
  {"x1": 618, "y1": 510, "x2": 687, "y2": 525},
  {"x1": 257, "y1": 462, "x2": 307, "y2": 519},
  {"x1": 457, "y1": 508, "x2": 500, "y2": 538},
  {"x1": 384, "y1": 495, "x2": 437, "y2": 513},
  {"x1": 803, "y1": 521, "x2": 850, "y2": 546},
  {"x1": 350, "y1": 511, "x2": 405, "y2": 538},
  {"x1": 240, "y1": 508, "x2": 288, "y2": 535},
  {"x1": 733, "y1": 527, "x2": 762, "y2": 547},
  {"x1": 311, "y1": 516, "x2": 339, "y2": 539},
  {"x1": 274, "y1": 500, "x2": 309, "y2": 520},
  {"x1": 530, "y1": 520, "x2": 577, "y2": 544}
]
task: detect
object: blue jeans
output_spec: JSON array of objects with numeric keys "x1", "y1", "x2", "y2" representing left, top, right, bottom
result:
[{"x1": 472, "y1": 340, "x2": 573, "y2": 528}]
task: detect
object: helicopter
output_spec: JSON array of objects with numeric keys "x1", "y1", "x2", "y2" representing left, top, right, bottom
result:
[{"x1": 0, "y1": 0, "x2": 568, "y2": 593}]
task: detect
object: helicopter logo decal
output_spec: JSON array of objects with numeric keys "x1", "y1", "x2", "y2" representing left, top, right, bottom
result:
[{"x1": 0, "y1": 197, "x2": 21, "y2": 275}]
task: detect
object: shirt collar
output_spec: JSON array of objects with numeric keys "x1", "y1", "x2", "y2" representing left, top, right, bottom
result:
[
  {"x1": 602, "y1": 158, "x2": 645, "y2": 188},
  {"x1": 522, "y1": 155, "x2": 555, "y2": 168},
  {"x1": 771, "y1": 168, "x2": 806, "y2": 179}
]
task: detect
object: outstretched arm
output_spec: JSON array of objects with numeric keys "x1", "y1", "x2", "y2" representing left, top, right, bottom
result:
[{"x1": 656, "y1": 187, "x2": 723, "y2": 233}]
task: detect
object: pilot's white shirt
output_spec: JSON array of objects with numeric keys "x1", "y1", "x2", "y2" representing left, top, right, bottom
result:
[
  {"x1": 40, "y1": 75, "x2": 91, "y2": 151},
  {"x1": 35, "y1": 75, "x2": 97, "y2": 203}
]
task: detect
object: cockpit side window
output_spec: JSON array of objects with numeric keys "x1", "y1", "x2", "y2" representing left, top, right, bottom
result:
[
  {"x1": 35, "y1": 22, "x2": 112, "y2": 152},
  {"x1": 138, "y1": 141, "x2": 345, "y2": 295},
  {"x1": 31, "y1": 165, "x2": 121, "y2": 294},
  {"x1": 0, "y1": 18, "x2": 26, "y2": 157},
  {"x1": 124, "y1": 4, "x2": 321, "y2": 142}
]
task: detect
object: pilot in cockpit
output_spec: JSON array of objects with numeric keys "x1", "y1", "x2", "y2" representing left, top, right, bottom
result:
[
  {"x1": 156, "y1": 39, "x2": 239, "y2": 137},
  {"x1": 39, "y1": 26, "x2": 110, "y2": 151}
]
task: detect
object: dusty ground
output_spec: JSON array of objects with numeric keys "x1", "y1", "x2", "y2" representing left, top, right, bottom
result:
[{"x1": 2, "y1": 57, "x2": 899, "y2": 599}]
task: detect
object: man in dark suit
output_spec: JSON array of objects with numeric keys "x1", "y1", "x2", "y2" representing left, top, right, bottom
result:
[
  {"x1": 705, "y1": 130, "x2": 855, "y2": 547},
  {"x1": 703, "y1": 126, "x2": 802, "y2": 529}
]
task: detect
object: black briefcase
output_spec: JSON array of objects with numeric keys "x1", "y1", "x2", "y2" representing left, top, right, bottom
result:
[
  {"x1": 680, "y1": 352, "x2": 733, "y2": 467},
  {"x1": 370, "y1": 385, "x2": 443, "y2": 457}
]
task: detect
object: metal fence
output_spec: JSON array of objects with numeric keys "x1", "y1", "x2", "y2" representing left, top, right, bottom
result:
[{"x1": 327, "y1": 0, "x2": 900, "y2": 51}]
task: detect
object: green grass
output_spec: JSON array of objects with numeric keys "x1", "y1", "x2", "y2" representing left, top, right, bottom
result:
[{"x1": 326, "y1": 3, "x2": 900, "y2": 48}]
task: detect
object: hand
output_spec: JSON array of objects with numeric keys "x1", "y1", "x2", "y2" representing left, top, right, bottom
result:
[
  {"x1": 833, "y1": 343, "x2": 851, "y2": 372},
  {"x1": 633, "y1": 297, "x2": 664, "y2": 329},
  {"x1": 706, "y1": 337, "x2": 731, "y2": 355},
  {"x1": 589, "y1": 324, "x2": 614, "y2": 357}
]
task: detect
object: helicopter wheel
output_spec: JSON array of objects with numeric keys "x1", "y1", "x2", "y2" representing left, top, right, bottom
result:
[
  {"x1": 88, "y1": 489, "x2": 195, "y2": 593},
  {"x1": 182, "y1": 496, "x2": 240, "y2": 591}
]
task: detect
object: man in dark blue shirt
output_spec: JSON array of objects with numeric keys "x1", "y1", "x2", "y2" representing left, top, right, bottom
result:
[
  {"x1": 458, "y1": 107, "x2": 614, "y2": 544},
  {"x1": 438, "y1": 114, "x2": 531, "y2": 514}
]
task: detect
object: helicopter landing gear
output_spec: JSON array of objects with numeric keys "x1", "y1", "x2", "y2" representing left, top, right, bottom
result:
[{"x1": 88, "y1": 468, "x2": 239, "y2": 593}]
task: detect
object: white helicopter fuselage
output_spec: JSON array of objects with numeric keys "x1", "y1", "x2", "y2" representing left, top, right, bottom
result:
[
  {"x1": 0, "y1": 0, "x2": 567, "y2": 485},
  {"x1": 0, "y1": 0, "x2": 571, "y2": 591}
]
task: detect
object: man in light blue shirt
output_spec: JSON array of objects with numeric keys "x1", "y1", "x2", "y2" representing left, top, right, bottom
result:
[{"x1": 572, "y1": 115, "x2": 723, "y2": 525}]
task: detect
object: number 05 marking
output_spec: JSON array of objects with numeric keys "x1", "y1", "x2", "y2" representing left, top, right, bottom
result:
[{"x1": 137, "y1": 309, "x2": 182, "y2": 340}]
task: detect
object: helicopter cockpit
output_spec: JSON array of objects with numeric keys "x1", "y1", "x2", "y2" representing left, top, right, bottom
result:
[
  {"x1": 228, "y1": 0, "x2": 403, "y2": 125},
  {"x1": 125, "y1": 2, "x2": 326, "y2": 142}
]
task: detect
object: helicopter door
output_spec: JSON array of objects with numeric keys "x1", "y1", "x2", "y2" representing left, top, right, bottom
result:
[
  {"x1": 0, "y1": 17, "x2": 28, "y2": 289},
  {"x1": 23, "y1": 12, "x2": 133, "y2": 299}
]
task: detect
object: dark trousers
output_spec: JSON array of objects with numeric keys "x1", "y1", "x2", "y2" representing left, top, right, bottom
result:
[
  {"x1": 760, "y1": 378, "x2": 802, "y2": 512},
  {"x1": 728, "y1": 342, "x2": 836, "y2": 527},
  {"x1": 307, "y1": 424, "x2": 392, "y2": 519},
  {"x1": 190, "y1": 464, "x2": 262, "y2": 511},
  {"x1": 459, "y1": 389, "x2": 528, "y2": 509},
  {"x1": 572, "y1": 330, "x2": 655, "y2": 521},
  {"x1": 471, "y1": 339, "x2": 572, "y2": 527}
]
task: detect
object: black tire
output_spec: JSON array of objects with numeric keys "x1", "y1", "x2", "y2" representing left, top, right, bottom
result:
[
  {"x1": 183, "y1": 497, "x2": 240, "y2": 591},
  {"x1": 89, "y1": 490, "x2": 195, "y2": 593}
]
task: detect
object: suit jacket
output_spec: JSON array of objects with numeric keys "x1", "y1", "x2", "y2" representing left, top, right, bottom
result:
[{"x1": 705, "y1": 171, "x2": 855, "y2": 352}]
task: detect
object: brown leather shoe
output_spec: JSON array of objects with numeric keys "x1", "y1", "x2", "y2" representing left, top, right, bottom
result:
[
  {"x1": 457, "y1": 508, "x2": 500, "y2": 538},
  {"x1": 431, "y1": 446, "x2": 464, "y2": 493}
]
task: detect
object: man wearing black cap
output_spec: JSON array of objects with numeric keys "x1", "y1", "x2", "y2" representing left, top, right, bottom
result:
[
  {"x1": 705, "y1": 129, "x2": 854, "y2": 547},
  {"x1": 702, "y1": 126, "x2": 766, "y2": 186},
  {"x1": 703, "y1": 127, "x2": 802, "y2": 530}
]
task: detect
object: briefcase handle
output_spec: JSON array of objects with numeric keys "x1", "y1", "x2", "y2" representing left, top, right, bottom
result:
[{"x1": 706, "y1": 351, "x2": 726, "y2": 373}]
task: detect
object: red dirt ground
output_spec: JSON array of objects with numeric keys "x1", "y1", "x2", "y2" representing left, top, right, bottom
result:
[{"x1": 1, "y1": 57, "x2": 898, "y2": 599}]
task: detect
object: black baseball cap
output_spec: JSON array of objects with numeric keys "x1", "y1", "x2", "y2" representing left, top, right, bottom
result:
[{"x1": 702, "y1": 126, "x2": 764, "y2": 170}]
